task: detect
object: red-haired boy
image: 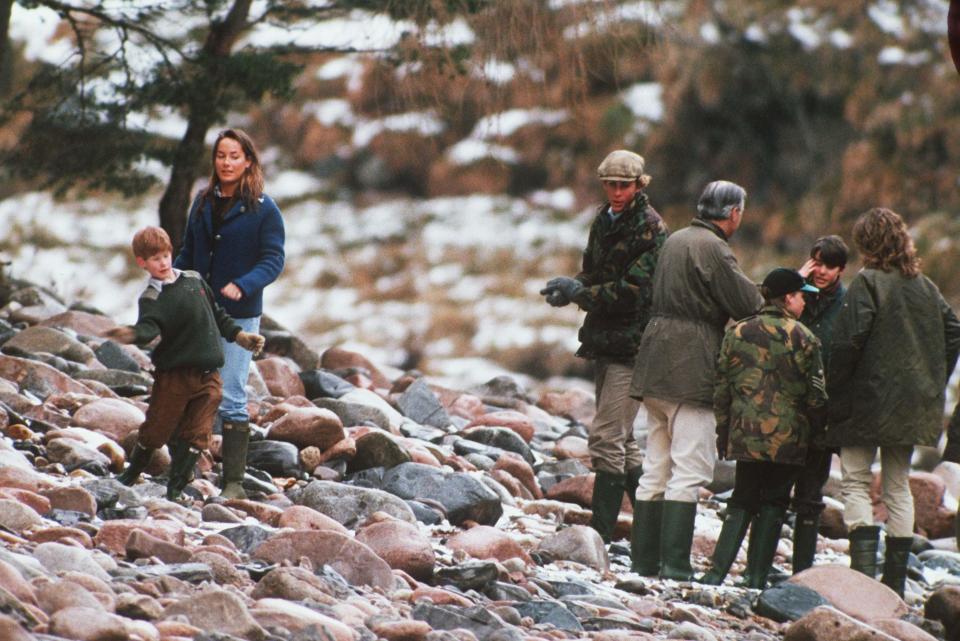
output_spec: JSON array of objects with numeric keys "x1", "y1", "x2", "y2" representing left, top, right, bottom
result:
[{"x1": 106, "y1": 226, "x2": 264, "y2": 500}]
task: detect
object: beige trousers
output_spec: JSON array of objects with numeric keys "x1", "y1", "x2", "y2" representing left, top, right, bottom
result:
[
  {"x1": 840, "y1": 445, "x2": 914, "y2": 537},
  {"x1": 589, "y1": 360, "x2": 643, "y2": 475},
  {"x1": 635, "y1": 396, "x2": 717, "y2": 502}
]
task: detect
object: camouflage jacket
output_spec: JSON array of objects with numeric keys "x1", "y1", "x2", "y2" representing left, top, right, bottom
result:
[
  {"x1": 714, "y1": 305, "x2": 827, "y2": 465},
  {"x1": 572, "y1": 192, "x2": 667, "y2": 362}
]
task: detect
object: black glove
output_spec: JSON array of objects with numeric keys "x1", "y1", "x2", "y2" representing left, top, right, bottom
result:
[
  {"x1": 540, "y1": 277, "x2": 572, "y2": 307},
  {"x1": 544, "y1": 276, "x2": 583, "y2": 301}
]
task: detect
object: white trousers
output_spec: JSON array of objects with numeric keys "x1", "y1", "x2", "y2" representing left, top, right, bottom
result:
[
  {"x1": 635, "y1": 397, "x2": 717, "y2": 503},
  {"x1": 840, "y1": 445, "x2": 914, "y2": 537}
]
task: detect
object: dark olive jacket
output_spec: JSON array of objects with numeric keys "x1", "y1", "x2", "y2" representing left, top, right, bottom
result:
[
  {"x1": 825, "y1": 268, "x2": 960, "y2": 448},
  {"x1": 630, "y1": 219, "x2": 762, "y2": 407},
  {"x1": 571, "y1": 192, "x2": 668, "y2": 363},
  {"x1": 799, "y1": 280, "x2": 845, "y2": 367}
]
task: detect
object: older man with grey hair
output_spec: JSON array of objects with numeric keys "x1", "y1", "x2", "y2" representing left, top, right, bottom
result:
[{"x1": 628, "y1": 180, "x2": 762, "y2": 580}]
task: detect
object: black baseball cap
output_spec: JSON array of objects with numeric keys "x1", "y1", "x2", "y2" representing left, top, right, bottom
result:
[{"x1": 762, "y1": 268, "x2": 819, "y2": 298}]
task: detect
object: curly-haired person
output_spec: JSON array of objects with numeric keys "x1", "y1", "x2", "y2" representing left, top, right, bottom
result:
[{"x1": 825, "y1": 207, "x2": 960, "y2": 597}]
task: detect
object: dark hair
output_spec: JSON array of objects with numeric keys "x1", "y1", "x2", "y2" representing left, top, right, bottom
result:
[
  {"x1": 200, "y1": 128, "x2": 264, "y2": 209},
  {"x1": 132, "y1": 226, "x2": 172, "y2": 259},
  {"x1": 810, "y1": 235, "x2": 849, "y2": 268},
  {"x1": 852, "y1": 208, "x2": 921, "y2": 278}
]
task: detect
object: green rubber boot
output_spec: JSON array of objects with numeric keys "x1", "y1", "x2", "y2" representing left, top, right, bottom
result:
[
  {"x1": 116, "y1": 442, "x2": 155, "y2": 486},
  {"x1": 792, "y1": 514, "x2": 820, "y2": 574},
  {"x1": 848, "y1": 525, "x2": 881, "y2": 579},
  {"x1": 630, "y1": 500, "x2": 663, "y2": 576},
  {"x1": 590, "y1": 470, "x2": 626, "y2": 543},
  {"x1": 699, "y1": 506, "x2": 751, "y2": 585},
  {"x1": 220, "y1": 420, "x2": 250, "y2": 500},
  {"x1": 659, "y1": 500, "x2": 697, "y2": 581},
  {"x1": 742, "y1": 505, "x2": 786, "y2": 589},
  {"x1": 166, "y1": 442, "x2": 202, "y2": 501},
  {"x1": 880, "y1": 536, "x2": 913, "y2": 598}
]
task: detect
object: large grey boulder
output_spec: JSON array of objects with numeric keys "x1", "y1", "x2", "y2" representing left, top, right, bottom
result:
[
  {"x1": 293, "y1": 480, "x2": 415, "y2": 529},
  {"x1": 381, "y1": 462, "x2": 503, "y2": 526}
]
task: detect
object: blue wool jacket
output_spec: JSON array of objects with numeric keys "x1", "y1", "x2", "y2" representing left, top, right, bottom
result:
[{"x1": 174, "y1": 192, "x2": 285, "y2": 319}]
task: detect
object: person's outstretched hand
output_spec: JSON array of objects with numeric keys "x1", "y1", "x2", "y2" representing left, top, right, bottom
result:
[
  {"x1": 542, "y1": 277, "x2": 583, "y2": 302},
  {"x1": 235, "y1": 331, "x2": 265, "y2": 356}
]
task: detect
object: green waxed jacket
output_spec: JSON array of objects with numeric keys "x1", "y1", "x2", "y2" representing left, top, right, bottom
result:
[
  {"x1": 571, "y1": 192, "x2": 668, "y2": 362},
  {"x1": 630, "y1": 219, "x2": 763, "y2": 407},
  {"x1": 824, "y1": 268, "x2": 960, "y2": 448},
  {"x1": 714, "y1": 306, "x2": 828, "y2": 465},
  {"x1": 799, "y1": 280, "x2": 845, "y2": 367}
]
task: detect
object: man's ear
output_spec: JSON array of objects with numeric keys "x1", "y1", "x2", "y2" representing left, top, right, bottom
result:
[{"x1": 135, "y1": 256, "x2": 147, "y2": 269}]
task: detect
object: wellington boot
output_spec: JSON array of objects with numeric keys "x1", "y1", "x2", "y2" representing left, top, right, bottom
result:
[
  {"x1": 630, "y1": 500, "x2": 663, "y2": 576},
  {"x1": 220, "y1": 420, "x2": 250, "y2": 500},
  {"x1": 792, "y1": 514, "x2": 820, "y2": 574},
  {"x1": 742, "y1": 505, "x2": 786, "y2": 589},
  {"x1": 699, "y1": 506, "x2": 751, "y2": 585},
  {"x1": 166, "y1": 441, "x2": 202, "y2": 501},
  {"x1": 116, "y1": 442, "x2": 155, "y2": 486},
  {"x1": 880, "y1": 536, "x2": 913, "y2": 597},
  {"x1": 659, "y1": 500, "x2": 697, "y2": 581},
  {"x1": 590, "y1": 470, "x2": 626, "y2": 543},
  {"x1": 848, "y1": 525, "x2": 881, "y2": 579},
  {"x1": 625, "y1": 465, "x2": 643, "y2": 509}
]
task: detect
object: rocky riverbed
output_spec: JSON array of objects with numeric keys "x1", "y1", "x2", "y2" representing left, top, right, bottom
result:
[{"x1": 2, "y1": 271, "x2": 960, "y2": 641}]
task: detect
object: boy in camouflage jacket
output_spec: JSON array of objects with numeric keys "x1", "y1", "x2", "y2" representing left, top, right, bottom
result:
[
  {"x1": 540, "y1": 150, "x2": 667, "y2": 542},
  {"x1": 699, "y1": 268, "x2": 827, "y2": 588}
]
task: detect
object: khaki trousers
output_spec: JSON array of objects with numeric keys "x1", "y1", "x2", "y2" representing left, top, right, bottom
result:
[
  {"x1": 138, "y1": 368, "x2": 222, "y2": 451},
  {"x1": 840, "y1": 445, "x2": 914, "y2": 537},
  {"x1": 635, "y1": 396, "x2": 717, "y2": 502},
  {"x1": 589, "y1": 360, "x2": 643, "y2": 475}
]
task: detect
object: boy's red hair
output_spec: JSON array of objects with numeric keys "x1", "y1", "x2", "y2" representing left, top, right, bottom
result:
[{"x1": 132, "y1": 226, "x2": 173, "y2": 259}]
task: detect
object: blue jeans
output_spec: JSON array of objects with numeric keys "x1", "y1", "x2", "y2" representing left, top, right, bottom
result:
[{"x1": 219, "y1": 316, "x2": 260, "y2": 423}]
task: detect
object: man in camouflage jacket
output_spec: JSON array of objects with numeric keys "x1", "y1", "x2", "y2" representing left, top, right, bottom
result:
[
  {"x1": 699, "y1": 268, "x2": 827, "y2": 589},
  {"x1": 541, "y1": 149, "x2": 667, "y2": 543}
]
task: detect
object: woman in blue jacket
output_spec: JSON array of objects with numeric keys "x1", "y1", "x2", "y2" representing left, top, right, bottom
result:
[{"x1": 175, "y1": 128, "x2": 285, "y2": 499}]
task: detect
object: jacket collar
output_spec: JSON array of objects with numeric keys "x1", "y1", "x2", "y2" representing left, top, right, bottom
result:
[
  {"x1": 599, "y1": 192, "x2": 649, "y2": 227},
  {"x1": 691, "y1": 217, "x2": 728, "y2": 240},
  {"x1": 760, "y1": 304, "x2": 794, "y2": 319}
]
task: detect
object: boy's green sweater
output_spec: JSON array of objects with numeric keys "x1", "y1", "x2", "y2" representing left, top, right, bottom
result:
[{"x1": 132, "y1": 270, "x2": 241, "y2": 371}]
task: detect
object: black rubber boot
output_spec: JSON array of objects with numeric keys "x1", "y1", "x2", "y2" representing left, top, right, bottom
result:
[
  {"x1": 792, "y1": 513, "x2": 820, "y2": 574},
  {"x1": 625, "y1": 465, "x2": 643, "y2": 509},
  {"x1": 116, "y1": 442, "x2": 155, "y2": 486},
  {"x1": 880, "y1": 536, "x2": 913, "y2": 598},
  {"x1": 630, "y1": 500, "x2": 663, "y2": 576},
  {"x1": 742, "y1": 505, "x2": 786, "y2": 589},
  {"x1": 659, "y1": 500, "x2": 697, "y2": 581},
  {"x1": 220, "y1": 421, "x2": 250, "y2": 500},
  {"x1": 590, "y1": 470, "x2": 626, "y2": 543},
  {"x1": 848, "y1": 525, "x2": 881, "y2": 579},
  {"x1": 166, "y1": 442, "x2": 202, "y2": 501},
  {"x1": 699, "y1": 506, "x2": 751, "y2": 585}
]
